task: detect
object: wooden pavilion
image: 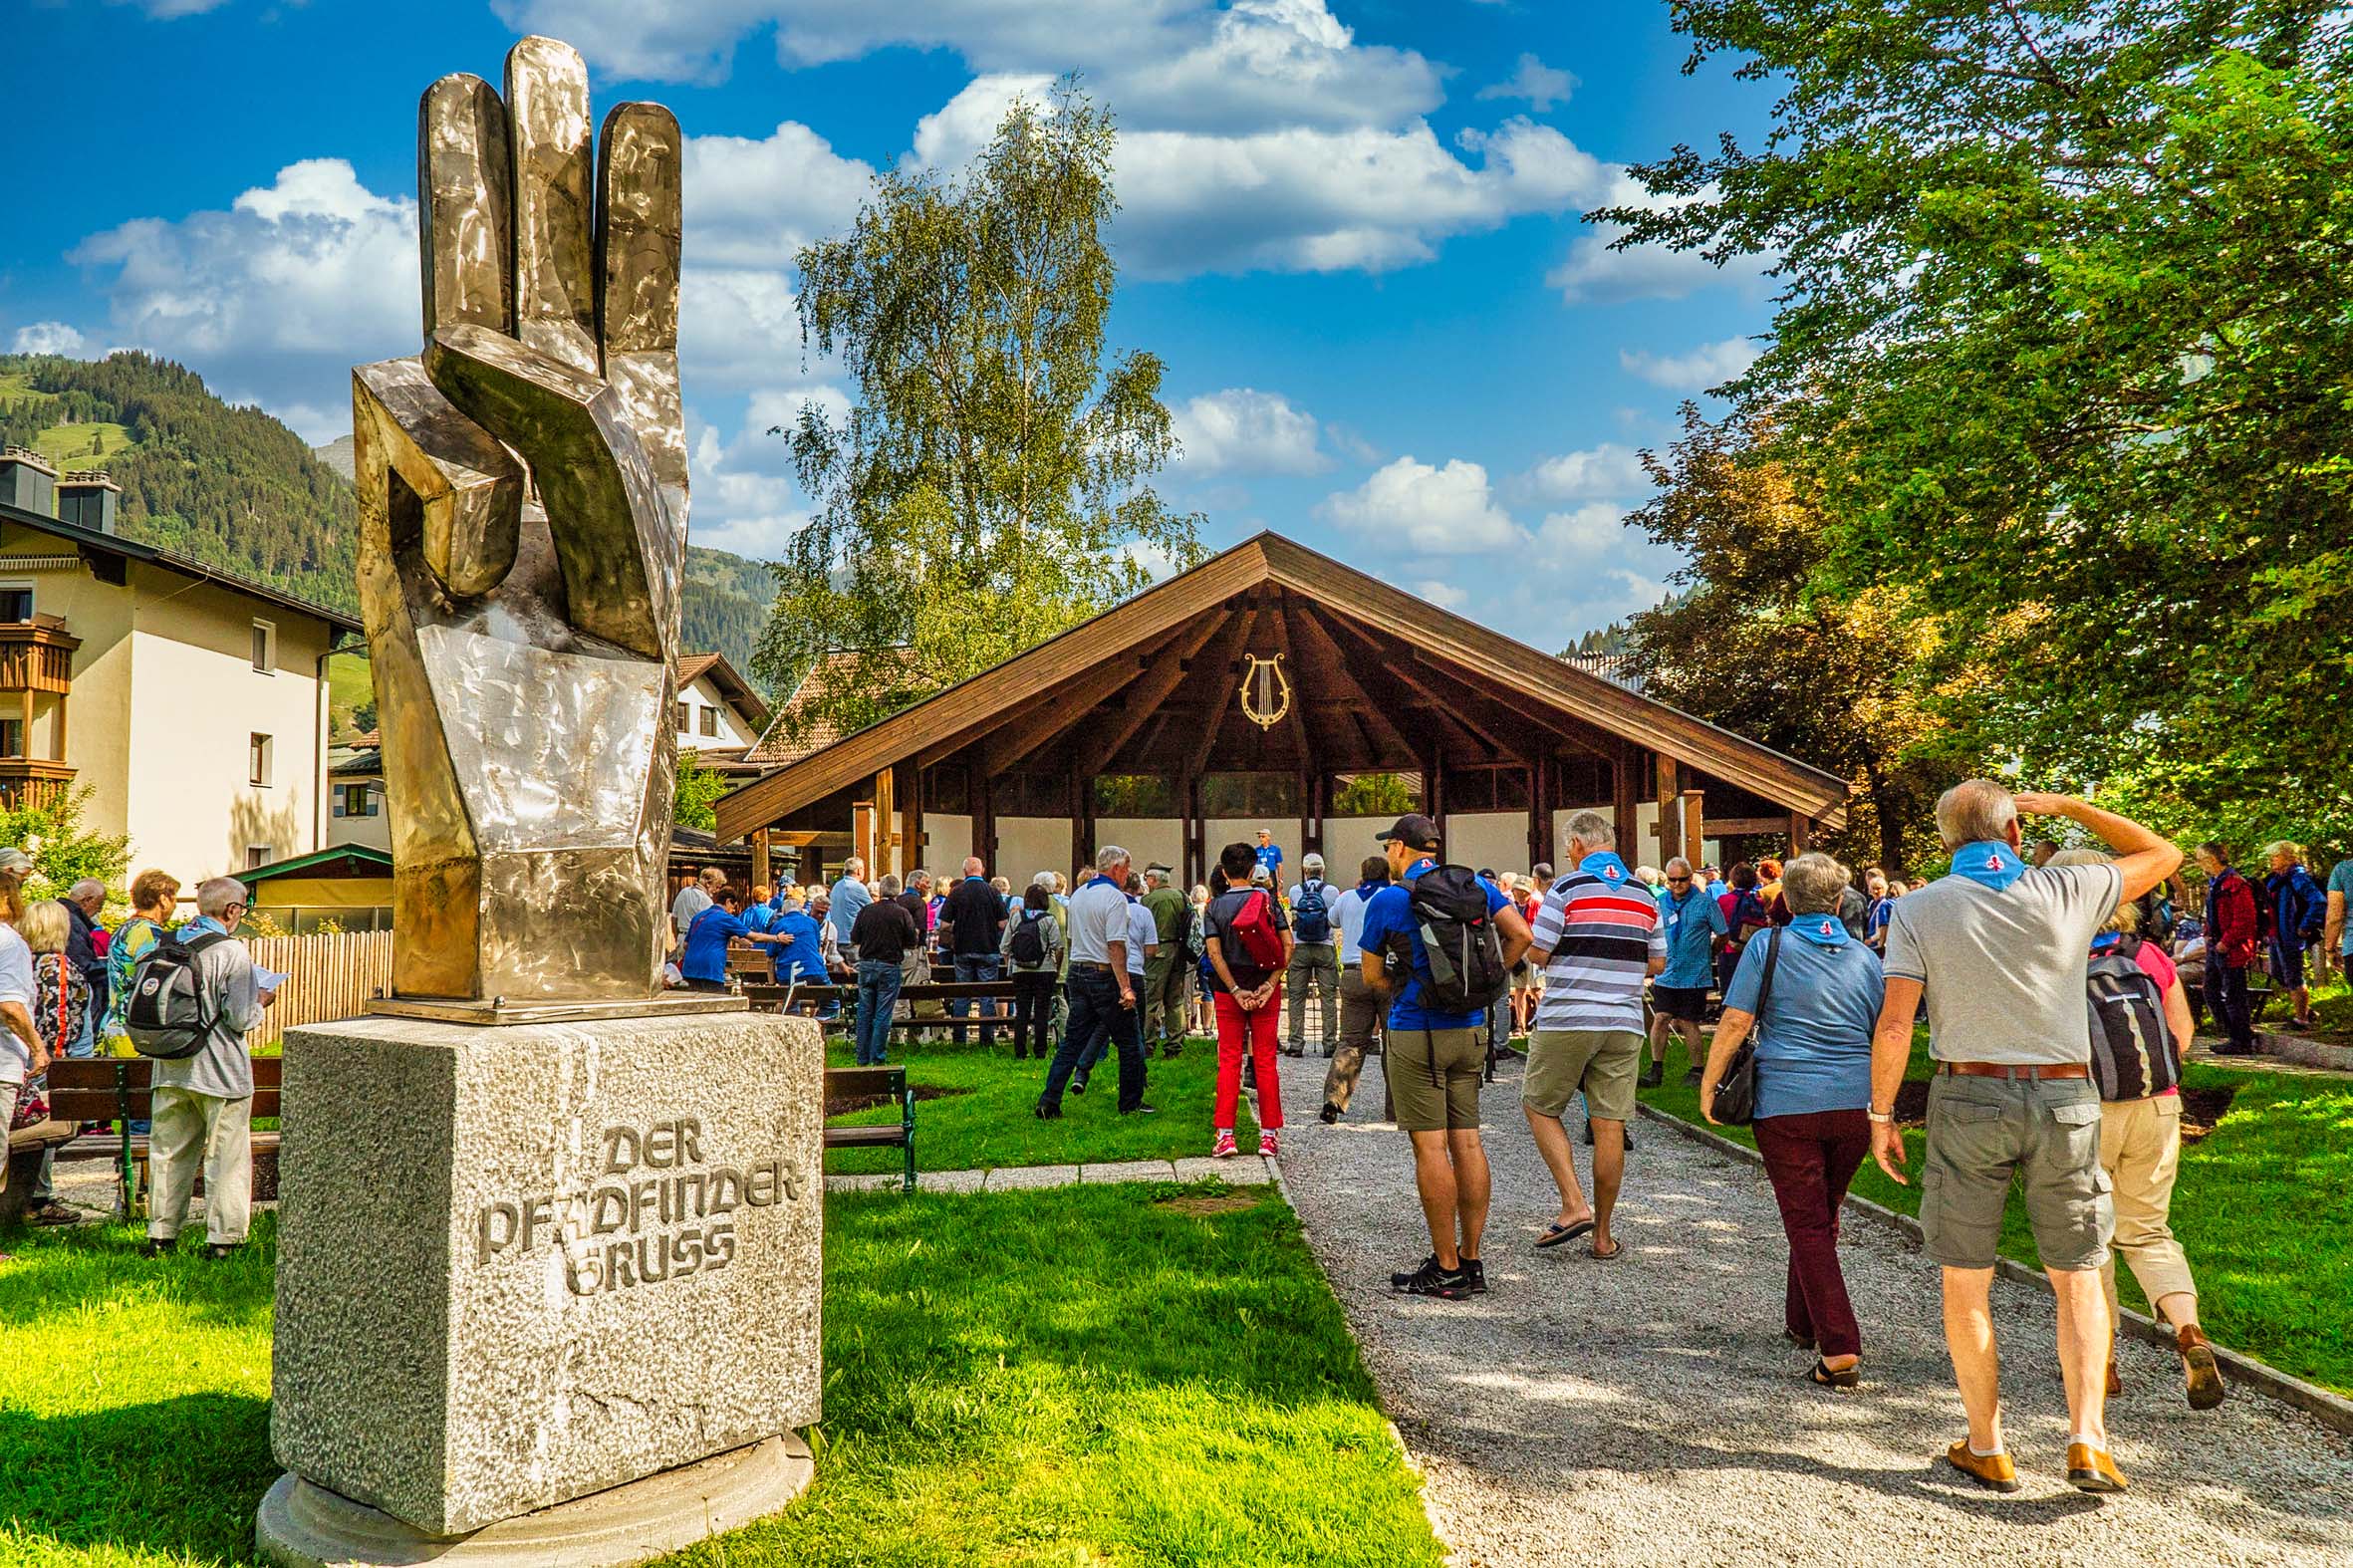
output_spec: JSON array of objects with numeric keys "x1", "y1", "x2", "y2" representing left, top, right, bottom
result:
[{"x1": 712, "y1": 532, "x2": 1848, "y2": 889}]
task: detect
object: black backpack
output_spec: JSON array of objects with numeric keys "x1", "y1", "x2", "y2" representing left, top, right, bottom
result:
[
  {"x1": 125, "y1": 929, "x2": 230, "y2": 1059},
  {"x1": 1406, "y1": 865, "x2": 1508, "y2": 1014},
  {"x1": 2086, "y1": 935, "x2": 2179, "y2": 1101},
  {"x1": 1008, "y1": 910, "x2": 1049, "y2": 968},
  {"x1": 1292, "y1": 879, "x2": 1333, "y2": 942}
]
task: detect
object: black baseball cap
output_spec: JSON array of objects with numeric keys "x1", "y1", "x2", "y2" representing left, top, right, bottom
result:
[{"x1": 1375, "y1": 814, "x2": 1441, "y2": 853}]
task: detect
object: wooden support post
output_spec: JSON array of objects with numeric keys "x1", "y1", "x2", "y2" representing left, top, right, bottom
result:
[
  {"x1": 1297, "y1": 767, "x2": 1311, "y2": 869},
  {"x1": 971, "y1": 759, "x2": 997, "y2": 875},
  {"x1": 1075, "y1": 767, "x2": 1096, "y2": 875},
  {"x1": 851, "y1": 800, "x2": 877, "y2": 879},
  {"x1": 1612, "y1": 746, "x2": 1639, "y2": 856},
  {"x1": 870, "y1": 767, "x2": 896, "y2": 879},
  {"x1": 1182, "y1": 774, "x2": 1204, "y2": 889},
  {"x1": 1656, "y1": 755, "x2": 1682, "y2": 863},
  {"x1": 1427, "y1": 748, "x2": 1445, "y2": 837},
  {"x1": 897, "y1": 762, "x2": 922, "y2": 883},
  {"x1": 1789, "y1": 812, "x2": 1811, "y2": 855},
  {"x1": 1681, "y1": 789, "x2": 1704, "y2": 868},
  {"x1": 750, "y1": 827, "x2": 771, "y2": 893}
]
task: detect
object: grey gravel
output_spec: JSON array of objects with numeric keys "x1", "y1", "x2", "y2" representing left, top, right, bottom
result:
[{"x1": 1273, "y1": 1052, "x2": 2353, "y2": 1567}]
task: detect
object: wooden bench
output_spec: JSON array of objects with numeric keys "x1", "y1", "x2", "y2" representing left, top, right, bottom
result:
[
  {"x1": 824, "y1": 1065, "x2": 915, "y2": 1191},
  {"x1": 2, "y1": 1116, "x2": 78, "y2": 1226},
  {"x1": 42, "y1": 1056, "x2": 284, "y2": 1217},
  {"x1": 748, "y1": 980, "x2": 1028, "y2": 1042}
]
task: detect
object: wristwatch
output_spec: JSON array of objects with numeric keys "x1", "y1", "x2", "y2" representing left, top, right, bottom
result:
[{"x1": 1867, "y1": 1109, "x2": 1896, "y2": 1125}]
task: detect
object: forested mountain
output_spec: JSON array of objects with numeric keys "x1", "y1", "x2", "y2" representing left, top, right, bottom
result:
[{"x1": 0, "y1": 352, "x2": 777, "y2": 690}]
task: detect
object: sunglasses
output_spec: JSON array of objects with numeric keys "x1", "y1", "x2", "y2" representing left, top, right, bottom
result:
[{"x1": 1667, "y1": 875, "x2": 1692, "y2": 884}]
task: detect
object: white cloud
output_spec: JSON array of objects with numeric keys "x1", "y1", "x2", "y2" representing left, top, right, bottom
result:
[
  {"x1": 1413, "y1": 578, "x2": 1469, "y2": 610},
  {"x1": 683, "y1": 386, "x2": 850, "y2": 559},
  {"x1": 1534, "y1": 500, "x2": 1633, "y2": 555},
  {"x1": 684, "y1": 121, "x2": 876, "y2": 267},
  {"x1": 10, "y1": 322, "x2": 87, "y2": 356},
  {"x1": 1620, "y1": 336, "x2": 1760, "y2": 392},
  {"x1": 1476, "y1": 53, "x2": 1577, "y2": 113},
  {"x1": 499, "y1": 0, "x2": 1441, "y2": 132},
  {"x1": 1516, "y1": 442, "x2": 1647, "y2": 504},
  {"x1": 122, "y1": 0, "x2": 231, "y2": 16},
  {"x1": 1548, "y1": 173, "x2": 1769, "y2": 305},
  {"x1": 1317, "y1": 456, "x2": 1524, "y2": 554},
  {"x1": 1169, "y1": 388, "x2": 1325, "y2": 476}
]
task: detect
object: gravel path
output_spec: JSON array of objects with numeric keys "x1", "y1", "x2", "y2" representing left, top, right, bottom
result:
[{"x1": 1271, "y1": 1051, "x2": 2353, "y2": 1567}]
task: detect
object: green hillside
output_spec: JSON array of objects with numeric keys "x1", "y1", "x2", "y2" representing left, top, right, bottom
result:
[{"x1": 0, "y1": 352, "x2": 780, "y2": 694}]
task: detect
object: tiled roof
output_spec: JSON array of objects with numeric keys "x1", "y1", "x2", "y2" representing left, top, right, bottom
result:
[{"x1": 743, "y1": 650, "x2": 865, "y2": 767}]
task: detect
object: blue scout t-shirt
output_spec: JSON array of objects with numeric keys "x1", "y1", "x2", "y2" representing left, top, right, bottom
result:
[
  {"x1": 1658, "y1": 883, "x2": 1728, "y2": 989},
  {"x1": 1357, "y1": 858, "x2": 1510, "y2": 1032},
  {"x1": 682, "y1": 906, "x2": 753, "y2": 984},
  {"x1": 1722, "y1": 916, "x2": 1885, "y2": 1120},
  {"x1": 771, "y1": 910, "x2": 827, "y2": 981},
  {"x1": 2332, "y1": 859, "x2": 2353, "y2": 956},
  {"x1": 1255, "y1": 841, "x2": 1284, "y2": 879}
]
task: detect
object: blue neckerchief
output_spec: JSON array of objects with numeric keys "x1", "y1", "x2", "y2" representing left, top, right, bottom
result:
[
  {"x1": 1951, "y1": 840, "x2": 2026, "y2": 892},
  {"x1": 2090, "y1": 931, "x2": 2123, "y2": 954},
  {"x1": 179, "y1": 915, "x2": 228, "y2": 938},
  {"x1": 1788, "y1": 913, "x2": 1850, "y2": 948},
  {"x1": 1579, "y1": 851, "x2": 1632, "y2": 886},
  {"x1": 1356, "y1": 879, "x2": 1385, "y2": 900},
  {"x1": 1406, "y1": 858, "x2": 1438, "y2": 881},
  {"x1": 1084, "y1": 875, "x2": 1120, "y2": 892}
]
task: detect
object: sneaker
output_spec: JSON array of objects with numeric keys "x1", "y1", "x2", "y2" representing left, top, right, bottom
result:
[
  {"x1": 139, "y1": 1238, "x2": 171, "y2": 1259},
  {"x1": 1033, "y1": 1102, "x2": 1062, "y2": 1120},
  {"x1": 1681, "y1": 1067, "x2": 1702, "y2": 1086},
  {"x1": 25, "y1": 1201, "x2": 80, "y2": 1227},
  {"x1": 1070, "y1": 1075, "x2": 1088, "y2": 1096},
  {"x1": 205, "y1": 1243, "x2": 241, "y2": 1261},
  {"x1": 1319, "y1": 1101, "x2": 1342, "y2": 1125},
  {"x1": 1390, "y1": 1255, "x2": 1473, "y2": 1300},
  {"x1": 1120, "y1": 1104, "x2": 1159, "y2": 1117},
  {"x1": 1462, "y1": 1257, "x2": 1488, "y2": 1294},
  {"x1": 1639, "y1": 1062, "x2": 1664, "y2": 1088},
  {"x1": 1212, "y1": 1130, "x2": 1239, "y2": 1159},
  {"x1": 1259, "y1": 1132, "x2": 1279, "y2": 1158}
]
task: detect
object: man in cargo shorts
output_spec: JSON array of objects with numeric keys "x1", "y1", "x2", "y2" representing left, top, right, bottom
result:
[
  {"x1": 1357, "y1": 814, "x2": 1532, "y2": 1301},
  {"x1": 1872, "y1": 780, "x2": 2179, "y2": 1497}
]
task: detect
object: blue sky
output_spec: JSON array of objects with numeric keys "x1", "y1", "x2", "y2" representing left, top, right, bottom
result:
[{"x1": 1, "y1": 0, "x2": 1776, "y2": 647}]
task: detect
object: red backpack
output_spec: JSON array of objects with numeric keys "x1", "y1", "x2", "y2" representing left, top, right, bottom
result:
[{"x1": 1227, "y1": 890, "x2": 1287, "y2": 970}]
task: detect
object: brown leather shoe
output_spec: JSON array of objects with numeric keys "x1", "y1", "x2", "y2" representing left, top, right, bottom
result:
[
  {"x1": 2066, "y1": 1441, "x2": 2128, "y2": 1493},
  {"x1": 1945, "y1": 1440, "x2": 2021, "y2": 1493},
  {"x1": 2104, "y1": 1358, "x2": 2123, "y2": 1397},
  {"x1": 2179, "y1": 1324, "x2": 2225, "y2": 1410}
]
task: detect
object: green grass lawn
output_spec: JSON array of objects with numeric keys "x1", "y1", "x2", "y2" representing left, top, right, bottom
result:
[
  {"x1": 825, "y1": 1033, "x2": 1269, "y2": 1175},
  {"x1": 1636, "y1": 1032, "x2": 2353, "y2": 1395},
  {"x1": 1, "y1": 1187, "x2": 1441, "y2": 1567},
  {"x1": 31, "y1": 420, "x2": 134, "y2": 471}
]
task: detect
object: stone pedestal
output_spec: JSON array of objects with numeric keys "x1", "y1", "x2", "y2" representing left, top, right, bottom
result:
[{"x1": 258, "y1": 1009, "x2": 823, "y2": 1558}]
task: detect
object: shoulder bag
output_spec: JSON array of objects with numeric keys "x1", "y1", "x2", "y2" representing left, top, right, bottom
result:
[{"x1": 1708, "y1": 927, "x2": 1781, "y2": 1127}]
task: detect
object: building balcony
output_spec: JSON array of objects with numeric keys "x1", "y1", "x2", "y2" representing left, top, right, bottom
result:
[
  {"x1": 0, "y1": 615, "x2": 79, "y2": 694},
  {"x1": 0, "y1": 756, "x2": 77, "y2": 810}
]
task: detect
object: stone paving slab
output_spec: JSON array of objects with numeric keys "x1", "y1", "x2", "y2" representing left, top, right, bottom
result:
[
  {"x1": 981, "y1": 1164, "x2": 1081, "y2": 1191},
  {"x1": 1173, "y1": 1155, "x2": 1273, "y2": 1184},
  {"x1": 918, "y1": 1169, "x2": 986, "y2": 1194},
  {"x1": 1079, "y1": 1160, "x2": 1178, "y2": 1184}
]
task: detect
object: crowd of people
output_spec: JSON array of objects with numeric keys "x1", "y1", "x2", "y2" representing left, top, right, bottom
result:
[{"x1": 0, "y1": 861, "x2": 275, "y2": 1258}]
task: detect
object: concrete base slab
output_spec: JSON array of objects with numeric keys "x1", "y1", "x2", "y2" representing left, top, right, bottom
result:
[
  {"x1": 1172, "y1": 1156, "x2": 1273, "y2": 1184},
  {"x1": 921, "y1": 1169, "x2": 986, "y2": 1193},
  {"x1": 982, "y1": 1164, "x2": 1080, "y2": 1190},
  {"x1": 1079, "y1": 1160, "x2": 1177, "y2": 1183},
  {"x1": 255, "y1": 1433, "x2": 812, "y2": 1568}
]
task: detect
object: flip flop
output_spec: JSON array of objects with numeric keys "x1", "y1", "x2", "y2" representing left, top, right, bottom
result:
[
  {"x1": 1535, "y1": 1218, "x2": 1595, "y2": 1248},
  {"x1": 1589, "y1": 1237, "x2": 1624, "y2": 1261}
]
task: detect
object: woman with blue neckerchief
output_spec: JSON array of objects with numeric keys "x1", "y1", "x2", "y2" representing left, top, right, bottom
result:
[{"x1": 1699, "y1": 852, "x2": 1885, "y2": 1391}]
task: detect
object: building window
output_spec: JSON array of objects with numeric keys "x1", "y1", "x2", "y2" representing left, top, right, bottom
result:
[
  {"x1": 674, "y1": 700, "x2": 690, "y2": 734},
  {"x1": 0, "y1": 719, "x2": 19, "y2": 758},
  {"x1": 698, "y1": 705, "x2": 718, "y2": 737},
  {"x1": 0, "y1": 586, "x2": 31, "y2": 623},
  {"x1": 246, "y1": 846, "x2": 275, "y2": 872},
  {"x1": 250, "y1": 732, "x2": 273, "y2": 787},
  {"x1": 337, "y1": 782, "x2": 378, "y2": 818},
  {"x1": 251, "y1": 619, "x2": 276, "y2": 672}
]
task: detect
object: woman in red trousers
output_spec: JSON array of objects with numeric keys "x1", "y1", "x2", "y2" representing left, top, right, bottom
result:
[{"x1": 1203, "y1": 840, "x2": 1294, "y2": 1159}]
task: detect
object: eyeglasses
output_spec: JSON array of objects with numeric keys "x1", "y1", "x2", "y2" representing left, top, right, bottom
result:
[{"x1": 1667, "y1": 875, "x2": 1692, "y2": 885}]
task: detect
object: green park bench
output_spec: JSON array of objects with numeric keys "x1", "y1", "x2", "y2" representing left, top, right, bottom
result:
[
  {"x1": 748, "y1": 979, "x2": 1028, "y2": 1045},
  {"x1": 38, "y1": 1055, "x2": 285, "y2": 1220},
  {"x1": 823, "y1": 1064, "x2": 916, "y2": 1192}
]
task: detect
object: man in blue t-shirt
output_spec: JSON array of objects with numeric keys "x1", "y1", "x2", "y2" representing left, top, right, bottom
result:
[
  {"x1": 2328, "y1": 855, "x2": 2353, "y2": 979},
  {"x1": 1356, "y1": 813, "x2": 1532, "y2": 1301},
  {"x1": 680, "y1": 890, "x2": 786, "y2": 992},
  {"x1": 1649, "y1": 856, "x2": 1729, "y2": 1087},
  {"x1": 1254, "y1": 828, "x2": 1284, "y2": 882}
]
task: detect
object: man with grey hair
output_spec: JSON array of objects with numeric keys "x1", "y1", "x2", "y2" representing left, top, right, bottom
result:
[
  {"x1": 1284, "y1": 853, "x2": 1340, "y2": 1056},
  {"x1": 1036, "y1": 845, "x2": 1154, "y2": 1119},
  {"x1": 829, "y1": 857, "x2": 871, "y2": 965},
  {"x1": 1648, "y1": 854, "x2": 1727, "y2": 1088},
  {"x1": 145, "y1": 877, "x2": 275, "y2": 1259},
  {"x1": 670, "y1": 865, "x2": 723, "y2": 946},
  {"x1": 1524, "y1": 811, "x2": 1665, "y2": 1259},
  {"x1": 1141, "y1": 864, "x2": 1190, "y2": 1056},
  {"x1": 61, "y1": 877, "x2": 111, "y2": 1059},
  {"x1": 1874, "y1": 780, "x2": 2179, "y2": 1495}
]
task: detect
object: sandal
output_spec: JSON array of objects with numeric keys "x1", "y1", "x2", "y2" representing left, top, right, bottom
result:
[
  {"x1": 1589, "y1": 1237, "x2": 1624, "y2": 1261},
  {"x1": 1535, "y1": 1217, "x2": 1595, "y2": 1249},
  {"x1": 1809, "y1": 1359, "x2": 1859, "y2": 1389}
]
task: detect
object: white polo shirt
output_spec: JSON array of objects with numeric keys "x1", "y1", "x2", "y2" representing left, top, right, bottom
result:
[
  {"x1": 1333, "y1": 886, "x2": 1373, "y2": 964},
  {"x1": 1065, "y1": 876, "x2": 1131, "y2": 966},
  {"x1": 1125, "y1": 900, "x2": 1156, "y2": 976}
]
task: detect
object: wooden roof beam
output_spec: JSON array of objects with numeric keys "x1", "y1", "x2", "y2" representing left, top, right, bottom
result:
[
  {"x1": 1068, "y1": 611, "x2": 1227, "y2": 780},
  {"x1": 1284, "y1": 601, "x2": 1421, "y2": 765},
  {"x1": 1180, "y1": 606, "x2": 1261, "y2": 778},
  {"x1": 976, "y1": 627, "x2": 1184, "y2": 778},
  {"x1": 1307, "y1": 605, "x2": 1495, "y2": 763}
]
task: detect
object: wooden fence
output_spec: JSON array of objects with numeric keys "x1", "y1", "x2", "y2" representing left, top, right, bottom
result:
[{"x1": 243, "y1": 930, "x2": 393, "y2": 1050}]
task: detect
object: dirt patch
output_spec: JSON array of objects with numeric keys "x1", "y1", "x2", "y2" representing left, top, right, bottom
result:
[
  {"x1": 2177, "y1": 1084, "x2": 2238, "y2": 1144},
  {"x1": 1159, "y1": 1191, "x2": 1261, "y2": 1216},
  {"x1": 1893, "y1": 1079, "x2": 1932, "y2": 1130},
  {"x1": 826, "y1": 1083, "x2": 972, "y2": 1118}
]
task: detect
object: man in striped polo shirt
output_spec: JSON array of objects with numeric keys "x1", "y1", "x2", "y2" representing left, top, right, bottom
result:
[{"x1": 1524, "y1": 811, "x2": 1666, "y2": 1260}]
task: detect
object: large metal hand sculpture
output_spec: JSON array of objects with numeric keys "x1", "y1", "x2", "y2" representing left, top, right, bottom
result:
[{"x1": 355, "y1": 36, "x2": 686, "y2": 1004}]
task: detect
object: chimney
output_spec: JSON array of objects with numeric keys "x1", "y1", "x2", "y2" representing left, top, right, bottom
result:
[
  {"x1": 0, "y1": 446, "x2": 57, "y2": 517},
  {"x1": 58, "y1": 470, "x2": 121, "y2": 534}
]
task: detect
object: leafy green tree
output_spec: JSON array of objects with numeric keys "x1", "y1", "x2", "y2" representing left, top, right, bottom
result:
[
  {"x1": 0, "y1": 785, "x2": 133, "y2": 897},
  {"x1": 1602, "y1": 2, "x2": 2353, "y2": 834},
  {"x1": 755, "y1": 80, "x2": 1204, "y2": 741},
  {"x1": 1330, "y1": 773, "x2": 1420, "y2": 818},
  {"x1": 1625, "y1": 406, "x2": 1990, "y2": 875},
  {"x1": 673, "y1": 750, "x2": 730, "y2": 835}
]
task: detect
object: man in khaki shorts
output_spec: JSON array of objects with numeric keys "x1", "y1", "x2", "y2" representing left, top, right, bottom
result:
[
  {"x1": 1524, "y1": 812, "x2": 1665, "y2": 1261},
  {"x1": 1872, "y1": 780, "x2": 2179, "y2": 1496},
  {"x1": 1357, "y1": 815, "x2": 1531, "y2": 1301}
]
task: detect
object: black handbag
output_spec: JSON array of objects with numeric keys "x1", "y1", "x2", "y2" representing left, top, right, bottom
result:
[{"x1": 1708, "y1": 927, "x2": 1781, "y2": 1127}]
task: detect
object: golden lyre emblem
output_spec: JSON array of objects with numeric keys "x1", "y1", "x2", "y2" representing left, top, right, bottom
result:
[{"x1": 1238, "y1": 653, "x2": 1292, "y2": 730}]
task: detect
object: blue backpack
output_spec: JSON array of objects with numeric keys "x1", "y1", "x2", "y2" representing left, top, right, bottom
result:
[{"x1": 1292, "y1": 879, "x2": 1332, "y2": 943}]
